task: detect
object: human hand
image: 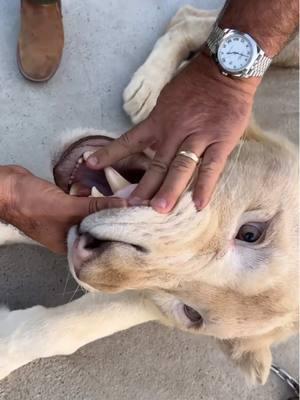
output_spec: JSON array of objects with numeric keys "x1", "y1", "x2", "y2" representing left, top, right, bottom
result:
[
  {"x1": 86, "y1": 53, "x2": 260, "y2": 213},
  {"x1": 0, "y1": 166, "x2": 126, "y2": 254}
]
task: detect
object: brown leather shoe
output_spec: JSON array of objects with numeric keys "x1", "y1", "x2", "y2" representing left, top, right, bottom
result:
[{"x1": 17, "y1": 0, "x2": 64, "y2": 82}]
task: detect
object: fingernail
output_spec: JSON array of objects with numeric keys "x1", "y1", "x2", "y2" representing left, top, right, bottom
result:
[
  {"x1": 151, "y1": 198, "x2": 168, "y2": 211},
  {"x1": 194, "y1": 201, "x2": 202, "y2": 211},
  {"x1": 129, "y1": 197, "x2": 144, "y2": 206},
  {"x1": 194, "y1": 199, "x2": 206, "y2": 211},
  {"x1": 87, "y1": 156, "x2": 98, "y2": 167}
]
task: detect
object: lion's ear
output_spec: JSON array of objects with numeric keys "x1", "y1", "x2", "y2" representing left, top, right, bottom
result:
[{"x1": 219, "y1": 339, "x2": 272, "y2": 385}]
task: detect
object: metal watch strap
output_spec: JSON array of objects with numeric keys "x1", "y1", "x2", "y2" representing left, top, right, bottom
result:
[
  {"x1": 206, "y1": 24, "x2": 225, "y2": 54},
  {"x1": 207, "y1": 24, "x2": 272, "y2": 78},
  {"x1": 247, "y1": 53, "x2": 272, "y2": 77}
]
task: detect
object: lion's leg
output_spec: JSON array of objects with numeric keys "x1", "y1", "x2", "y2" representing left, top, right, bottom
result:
[
  {"x1": 0, "y1": 292, "x2": 160, "y2": 380},
  {"x1": 123, "y1": 6, "x2": 219, "y2": 124},
  {"x1": 0, "y1": 222, "x2": 33, "y2": 247}
]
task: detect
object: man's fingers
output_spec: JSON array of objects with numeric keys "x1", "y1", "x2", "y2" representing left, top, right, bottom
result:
[
  {"x1": 193, "y1": 144, "x2": 231, "y2": 210},
  {"x1": 86, "y1": 119, "x2": 154, "y2": 170},
  {"x1": 69, "y1": 196, "x2": 127, "y2": 223},
  {"x1": 87, "y1": 197, "x2": 128, "y2": 215},
  {"x1": 150, "y1": 138, "x2": 205, "y2": 213},
  {"x1": 128, "y1": 140, "x2": 180, "y2": 204}
]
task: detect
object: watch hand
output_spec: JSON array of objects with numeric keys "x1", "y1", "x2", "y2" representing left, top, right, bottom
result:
[{"x1": 226, "y1": 51, "x2": 248, "y2": 57}]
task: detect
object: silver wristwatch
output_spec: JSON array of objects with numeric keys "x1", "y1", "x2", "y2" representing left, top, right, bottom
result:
[{"x1": 206, "y1": 24, "x2": 272, "y2": 78}]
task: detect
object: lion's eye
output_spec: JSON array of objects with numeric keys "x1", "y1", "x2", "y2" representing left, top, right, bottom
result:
[
  {"x1": 183, "y1": 305, "x2": 203, "y2": 326},
  {"x1": 236, "y1": 223, "x2": 264, "y2": 243}
]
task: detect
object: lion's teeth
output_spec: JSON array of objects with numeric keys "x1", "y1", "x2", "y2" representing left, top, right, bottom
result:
[
  {"x1": 83, "y1": 151, "x2": 95, "y2": 161},
  {"x1": 114, "y1": 183, "x2": 137, "y2": 199},
  {"x1": 91, "y1": 186, "x2": 104, "y2": 197},
  {"x1": 77, "y1": 156, "x2": 83, "y2": 165},
  {"x1": 104, "y1": 167, "x2": 130, "y2": 193},
  {"x1": 69, "y1": 183, "x2": 80, "y2": 196}
]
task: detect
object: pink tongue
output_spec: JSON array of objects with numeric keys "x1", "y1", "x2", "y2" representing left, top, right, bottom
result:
[{"x1": 114, "y1": 184, "x2": 137, "y2": 199}]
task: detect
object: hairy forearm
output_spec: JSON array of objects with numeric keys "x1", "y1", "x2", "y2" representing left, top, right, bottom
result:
[
  {"x1": 219, "y1": 0, "x2": 299, "y2": 57},
  {"x1": 0, "y1": 165, "x2": 27, "y2": 226},
  {"x1": 0, "y1": 166, "x2": 15, "y2": 223}
]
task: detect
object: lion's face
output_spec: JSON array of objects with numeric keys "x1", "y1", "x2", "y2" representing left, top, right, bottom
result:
[{"x1": 61, "y1": 126, "x2": 298, "y2": 348}]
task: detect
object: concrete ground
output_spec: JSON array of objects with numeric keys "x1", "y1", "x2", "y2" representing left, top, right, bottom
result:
[{"x1": 0, "y1": 1, "x2": 298, "y2": 399}]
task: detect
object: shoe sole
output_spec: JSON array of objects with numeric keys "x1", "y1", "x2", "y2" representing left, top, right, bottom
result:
[{"x1": 17, "y1": 44, "x2": 62, "y2": 83}]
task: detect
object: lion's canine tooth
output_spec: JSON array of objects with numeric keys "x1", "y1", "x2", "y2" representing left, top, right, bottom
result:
[
  {"x1": 91, "y1": 186, "x2": 104, "y2": 197},
  {"x1": 69, "y1": 183, "x2": 80, "y2": 196},
  {"x1": 104, "y1": 167, "x2": 130, "y2": 193}
]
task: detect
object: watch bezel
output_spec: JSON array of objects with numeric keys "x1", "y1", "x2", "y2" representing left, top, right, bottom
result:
[{"x1": 216, "y1": 30, "x2": 260, "y2": 77}]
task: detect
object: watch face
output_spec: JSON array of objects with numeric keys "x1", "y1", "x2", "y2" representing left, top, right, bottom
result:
[{"x1": 217, "y1": 34, "x2": 254, "y2": 73}]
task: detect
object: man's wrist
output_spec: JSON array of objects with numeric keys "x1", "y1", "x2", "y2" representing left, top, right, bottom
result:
[
  {"x1": 195, "y1": 50, "x2": 261, "y2": 97},
  {"x1": 218, "y1": 0, "x2": 299, "y2": 58},
  {"x1": 0, "y1": 166, "x2": 14, "y2": 220}
]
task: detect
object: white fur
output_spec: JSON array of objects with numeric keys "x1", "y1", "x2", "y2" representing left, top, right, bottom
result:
[
  {"x1": 0, "y1": 224, "x2": 34, "y2": 247},
  {"x1": 0, "y1": 292, "x2": 162, "y2": 380}
]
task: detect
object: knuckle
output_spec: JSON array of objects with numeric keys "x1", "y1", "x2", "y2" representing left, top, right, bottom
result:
[
  {"x1": 88, "y1": 198, "x2": 101, "y2": 214},
  {"x1": 199, "y1": 162, "x2": 218, "y2": 176},
  {"x1": 99, "y1": 146, "x2": 110, "y2": 159},
  {"x1": 172, "y1": 156, "x2": 194, "y2": 172},
  {"x1": 150, "y1": 159, "x2": 169, "y2": 174},
  {"x1": 119, "y1": 132, "x2": 133, "y2": 151},
  {"x1": 200, "y1": 161, "x2": 219, "y2": 176},
  {"x1": 206, "y1": 152, "x2": 223, "y2": 165},
  {"x1": 201, "y1": 154, "x2": 227, "y2": 176}
]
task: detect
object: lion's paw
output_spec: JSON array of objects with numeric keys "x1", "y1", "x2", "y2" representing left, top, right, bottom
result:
[{"x1": 123, "y1": 65, "x2": 168, "y2": 124}]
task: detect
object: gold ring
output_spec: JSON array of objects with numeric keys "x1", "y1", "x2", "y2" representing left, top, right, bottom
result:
[{"x1": 177, "y1": 150, "x2": 200, "y2": 164}]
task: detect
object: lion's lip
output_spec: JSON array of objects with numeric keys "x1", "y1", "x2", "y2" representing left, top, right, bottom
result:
[{"x1": 54, "y1": 136, "x2": 113, "y2": 193}]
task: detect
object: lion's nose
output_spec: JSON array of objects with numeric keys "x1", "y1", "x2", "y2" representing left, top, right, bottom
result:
[
  {"x1": 81, "y1": 233, "x2": 103, "y2": 250},
  {"x1": 74, "y1": 233, "x2": 97, "y2": 264},
  {"x1": 72, "y1": 232, "x2": 104, "y2": 276},
  {"x1": 76, "y1": 233, "x2": 112, "y2": 258}
]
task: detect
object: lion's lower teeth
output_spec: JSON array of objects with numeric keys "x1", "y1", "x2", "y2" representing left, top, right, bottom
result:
[
  {"x1": 69, "y1": 183, "x2": 80, "y2": 196},
  {"x1": 91, "y1": 186, "x2": 104, "y2": 197}
]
